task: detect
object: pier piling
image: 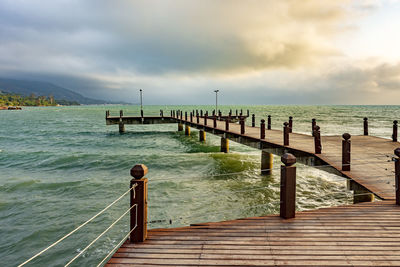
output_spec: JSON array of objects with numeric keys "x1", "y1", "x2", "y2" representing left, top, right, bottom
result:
[
  {"x1": 130, "y1": 164, "x2": 148, "y2": 243},
  {"x1": 261, "y1": 150, "x2": 273, "y2": 175},
  {"x1": 240, "y1": 118, "x2": 245, "y2": 134},
  {"x1": 199, "y1": 130, "x2": 206, "y2": 142},
  {"x1": 178, "y1": 123, "x2": 183, "y2": 131},
  {"x1": 185, "y1": 125, "x2": 190, "y2": 136},
  {"x1": 364, "y1": 117, "x2": 368, "y2": 136},
  {"x1": 342, "y1": 133, "x2": 351, "y2": 171},
  {"x1": 280, "y1": 153, "x2": 296, "y2": 219},
  {"x1": 221, "y1": 137, "x2": 229, "y2": 153}
]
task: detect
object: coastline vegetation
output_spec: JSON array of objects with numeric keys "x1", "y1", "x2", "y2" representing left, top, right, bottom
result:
[{"x1": 0, "y1": 91, "x2": 80, "y2": 107}]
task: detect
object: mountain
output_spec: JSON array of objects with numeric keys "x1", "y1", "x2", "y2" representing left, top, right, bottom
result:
[{"x1": 0, "y1": 78, "x2": 108, "y2": 104}]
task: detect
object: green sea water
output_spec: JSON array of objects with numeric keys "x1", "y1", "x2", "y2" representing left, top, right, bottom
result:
[{"x1": 0, "y1": 105, "x2": 399, "y2": 266}]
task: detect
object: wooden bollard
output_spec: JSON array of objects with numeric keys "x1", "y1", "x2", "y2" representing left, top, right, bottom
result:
[
  {"x1": 364, "y1": 117, "x2": 368, "y2": 136},
  {"x1": 247, "y1": 110, "x2": 250, "y2": 117},
  {"x1": 240, "y1": 118, "x2": 245, "y2": 134},
  {"x1": 200, "y1": 110, "x2": 203, "y2": 117},
  {"x1": 289, "y1": 116, "x2": 293, "y2": 133},
  {"x1": 130, "y1": 164, "x2": 148, "y2": 243},
  {"x1": 260, "y1": 119, "x2": 265, "y2": 139},
  {"x1": 160, "y1": 110, "x2": 163, "y2": 117},
  {"x1": 190, "y1": 112, "x2": 193, "y2": 122},
  {"x1": 314, "y1": 125, "x2": 322, "y2": 154},
  {"x1": 196, "y1": 113, "x2": 200, "y2": 124},
  {"x1": 170, "y1": 110, "x2": 173, "y2": 117},
  {"x1": 173, "y1": 110, "x2": 175, "y2": 118},
  {"x1": 240, "y1": 109, "x2": 243, "y2": 116},
  {"x1": 225, "y1": 118, "x2": 229, "y2": 131},
  {"x1": 393, "y1": 120, "x2": 398, "y2": 142},
  {"x1": 342, "y1": 133, "x2": 351, "y2": 171},
  {"x1": 185, "y1": 112, "x2": 187, "y2": 121},
  {"x1": 280, "y1": 153, "x2": 296, "y2": 219},
  {"x1": 120, "y1": 110, "x2": 123, "y2": 117},
  {"x1": 312, "y1": 118, "x2": 316, "y2": 136},
  {"x1": 252, "y1": 114, "x2": 255, "y2": 127},
  {"x1": 236, "y1": 109, "x2": 238, "y2": 116},
  {"x1": 218, "y1": 110, "x2": 222, "y2": 118},
  {"x1": 213, "y1": 117, "x2": 217, "y2": 128},
  {"x1": 212, "y1": 110, "x2": 215, "y2": 116},
  {"x1": 140, "y1": 109, "x2": 143, "y2": 117},
  {"x1": 283, "y1": 122, "x2": 289, "y2": 146},
  {"x1": 395, "y1": 148, "x2": 400, "y2": 205},
  {"x1": 268, "y1": 115, "x2": 271, "y2": 130},
  {"x1": 204, "y1": 113, "x2": 208, "y2": 126}
]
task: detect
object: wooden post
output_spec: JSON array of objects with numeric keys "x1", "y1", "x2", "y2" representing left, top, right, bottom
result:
[
  {"x1": 240, "y1": 118, "x2": 245, "y2": 134},
  {"x1": 393, "y1": 120, "x2": 398, "y2": 142},
  {"x1": 130, "y1": 164, "x2": 148, "y2": 243},
  {"x1": 225, "y1": 118, "x2": 229, "y2": 131},
  {"x1": 312, "y1": 118, "x2": 316, "y2": 136},
  {"x1": 140, "y1": 109, "x2": 144, "y2": 117},
  {"x1": 180, "y1": 111, "x2": 183, "y2": 120},
  {"x1": 173, "y1": 110, "x2": 175, "y2": 118},
  {"x1": 267, "y1": 115, "x2": 271, "y2": 130},
  {"x1": 395, "y1": 148, "x2": 400, "y2": 205},
  {"x1": 119, "y1": 122, "x2": 125, "y2": 133},
  {"x1": 247, "y1": 110, "x2": 250, "y2": 117},
  {"x1": 280, "y1": 153, "x2": 296, "y2": 219},
  {"x1": 236, "y1": 109, "x2": 238, "y2": 116},
  {"x1": 240, "y1": 109, "x2": 243, "y2": 116},
  {"x1": 260, "y1": 119, "x2": 265, "y2": 139},
  {"x1": 185, "y1": 125, "x2": 190, "y2": 136},
  {"x1": 204, "y1": 113, "x2": 208, "y2": 126},
  {"x1": 221, "y1": 137, "x2": 229, "y2": 153},
  {"x1": 200, "y1": 110, "x2": 203, "y2": 117},
  {"x1": 283, "y1": 122, "x2": 289, "y2": 146},
  {"x1": 364, "y1": 117, "x2": 368, "y2": 136},
  {"x1": 314, "y1": 125, "x2": 322, "y2": 154},
  {"x1": 289, "y1": 116, "x2": 293, "y2": 133},
  {"x1": 196, "y1": 113, "x2": 200, "y2": 124},
  {"x1": 213, "y1": 117, "x2": 217, "y2": 128},
  {"x1": 190, "y1": 112, "x2": 193, "y2": 122},
  {"x1": 120, "y1": 110, "x2": 123, "y2": 117},
  {"x1": 184, "y1": 112, "x2": 187, "y2": 121},
  {"x1": 170, "y1": 110, "x2": 173, "y2": 117},
  {"x1": 342, "y1": 133, "x2": 351, "y2": 171},
  {"x1": 178, "y1": 123, "x2": 183, "y2": 131},
  {"x1": 105, "y1": 110, "x2": 109, "y2": 118},
  {"x1": 160, "y1": 110, "x2": 163, "y2": 117},
  {"x1": 252, "y1": 114, "x2": 255, "y2": 127},
  {"x1": 199, "y1": 130, "x2": 206, "y2": 141},
  {"x1": 261, "y1": 151, "x2": 273, "y2": 175}
]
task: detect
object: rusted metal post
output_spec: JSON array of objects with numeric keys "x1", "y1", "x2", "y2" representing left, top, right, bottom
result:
[
  {"x1": 267, "y1": 115, "x2": 271, "y2": 130},
  {"x1": 313, "y1": 125, "x2": 322, "y2": 154},
  {"x1": 283, "y1": 122, "x2": 289, "y2": 146},
  {"x1": 225, "y1": 118, "x2": 229, "y2": 131},
  {"x1": 342, "y1": 133, "x2": 351, "y2": 171},
  {"x1": 260, "y1": 119, "x2": 265, "y2": 139},
  {"x1": 252, "y1": 114, "x2": 255, "y2": 127},
  {"x1": 395, "y1": 148, "x2": 400, "y2": 205},
  {"x1": 363, "y1": 117, "x2": 368, "y2": 136},
  {"x1": 240, "y1": 118, "x2": 245, "y2": 134},
  {"x1": 393, "y1": 120, "x2": 398, "y2": 142},
  {"x1": 312, "y1": 118, "x2": 316, "y2": 136},
  {"x1": 213, "y1": 117, "x2": 217, "y2": 128},
  {"x1": 289, "y1": 116, "x2": 293, "y2": 133},
  {"x1": 130, "y1": 164, "x2": 148, "y2": 243},
  {"x1": 280, "y1": 153, "x2": 296, "y2": 219}
]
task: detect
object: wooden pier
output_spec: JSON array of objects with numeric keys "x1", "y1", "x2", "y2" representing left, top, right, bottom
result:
[{"x1": 105, "y1": 110, "x2": 400, "y2": 266}]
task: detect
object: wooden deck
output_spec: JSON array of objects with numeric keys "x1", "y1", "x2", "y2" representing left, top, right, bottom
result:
[{"x1": 107, "y1": 201, "x2": 400, "y2": 266}]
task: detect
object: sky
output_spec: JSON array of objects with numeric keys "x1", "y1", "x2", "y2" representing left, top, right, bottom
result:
[{"x1": 0, "y1": 0, "x2": 400, "y2": 104}]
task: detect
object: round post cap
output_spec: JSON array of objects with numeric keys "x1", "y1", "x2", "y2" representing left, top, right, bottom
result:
[
  {"x1": 342, "y1": 133, "x2": 351, "y2": 140},
  {"x1": 268, "y1": 115, "x2": 271, "y2": 118},
  {"x1": 284, "y1": 122, "x2": 289, "y2": 126},
  {"x1": 281, "y1": 153, "x2": 296, "y2": 166},
  {"x1": 289, "y1": 116, "x2": 293, "y2": 119},
  {"x1": 364, "y1": 117, "x2": 368, "y2": 120},
  {"x1": 261, "y1": 119, "x2": 265, "y2": 123},
  {"x1": 315, "y1": 125, "x2": 320, "y2": 131},
  {"x1": 395, "y1": 148, "x2": 400, "y2": 157},
  {"x1": 130, "y1": 164, "x2": 148, "y2": 179},
  {"x1": 312, "y1": 118, "x2": 316, "y2": 121},
  {"x1": 394, "y1": 120, "x2": 398, "y2": 124}
]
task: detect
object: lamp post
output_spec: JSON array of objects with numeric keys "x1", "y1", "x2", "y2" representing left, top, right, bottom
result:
[
  {"x1": 214, "y1": 90, "x2": 219, "y2": 114},
  {"x1": 140, "y1": 89, "x2": 143, "y2": 117}
]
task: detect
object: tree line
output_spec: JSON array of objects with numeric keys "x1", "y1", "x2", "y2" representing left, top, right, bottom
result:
[{"x1": 0, "y1": 91, "x2": 80, "y2": 106}]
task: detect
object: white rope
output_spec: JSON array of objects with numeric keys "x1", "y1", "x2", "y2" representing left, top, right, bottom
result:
[
  {"x1": 65, "y1": 204, "x2": 137, "y2": 267},
  {"x1": 96, "y1": 225, "x2": 137, "y2": 267},
  {"x1": 18, "y1": 185, "x2": 137, "y2": 267}
]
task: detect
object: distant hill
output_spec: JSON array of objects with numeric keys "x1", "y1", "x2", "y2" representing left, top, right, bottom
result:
[{"x1": 0, "y1": 78, "x2": 108, "y2": 104}]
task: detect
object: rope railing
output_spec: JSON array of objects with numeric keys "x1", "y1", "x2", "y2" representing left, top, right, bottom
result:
[{"x1": 17, "y1": 184, "x2": 137, "y2": 267}]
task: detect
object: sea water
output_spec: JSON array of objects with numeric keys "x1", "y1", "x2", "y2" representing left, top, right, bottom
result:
[{"x1": 0, "y1": 105, "x2": 399, "y2": 266}]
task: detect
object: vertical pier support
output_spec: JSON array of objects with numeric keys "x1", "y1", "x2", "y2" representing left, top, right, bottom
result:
[
  {"x1": 221, "y1": 137, "x2": 229, "y2": 153},
  {"x1": 267, "y1": 115, "x2": 271, "y2": 130},
  {"x1": 393, "y1": 121, "x2": 398, "y2": 142},
  {"x1": 283, "y1": 122, "x2": 289, "y2": 146},
  {"x1": 364, "y1": 117, "x2": 368, "y2": 136},
  {"x1": 289, "y1": 116, "x2": 293, "y2": 133},
  {"x1": 119, "y1": 122, "x2": 125, "y2": 133},
  {"x1": 199, "y1": 130, "x2": 206, "y2": 142},
  {"x1": 225, "y1": 119, "x2": 229, "y2": 131},
  {"x1": 347, "y1": 180, "x2": 374, "y2": 204},
  {"x1": 185, "y1": 125, "x2": 190, "y2": 136},
  {"x1": 178, "y1": 123, "x2": 183, "y2": 131},
  {"x1": 394, "y1": 148, "x2": 400, "y2": 205},
  {"x1": 130, "y1": 164, "x2": 148, "y2": 243},
  {"x1": 342, "y1": 133, "x2": 351, "y2": 171},
  {"x1": 280, "y1": 153, "x2": 296, "y2": 219},
  {"x1": 261, "y1": 151, "x2": 273, "y2": 175},
  {"x1": 240, "y1": 118, "x2": 245, "y2": 134},
  {"x1": 314, "y1": 125, "x2": 322, "y2": 154}
]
